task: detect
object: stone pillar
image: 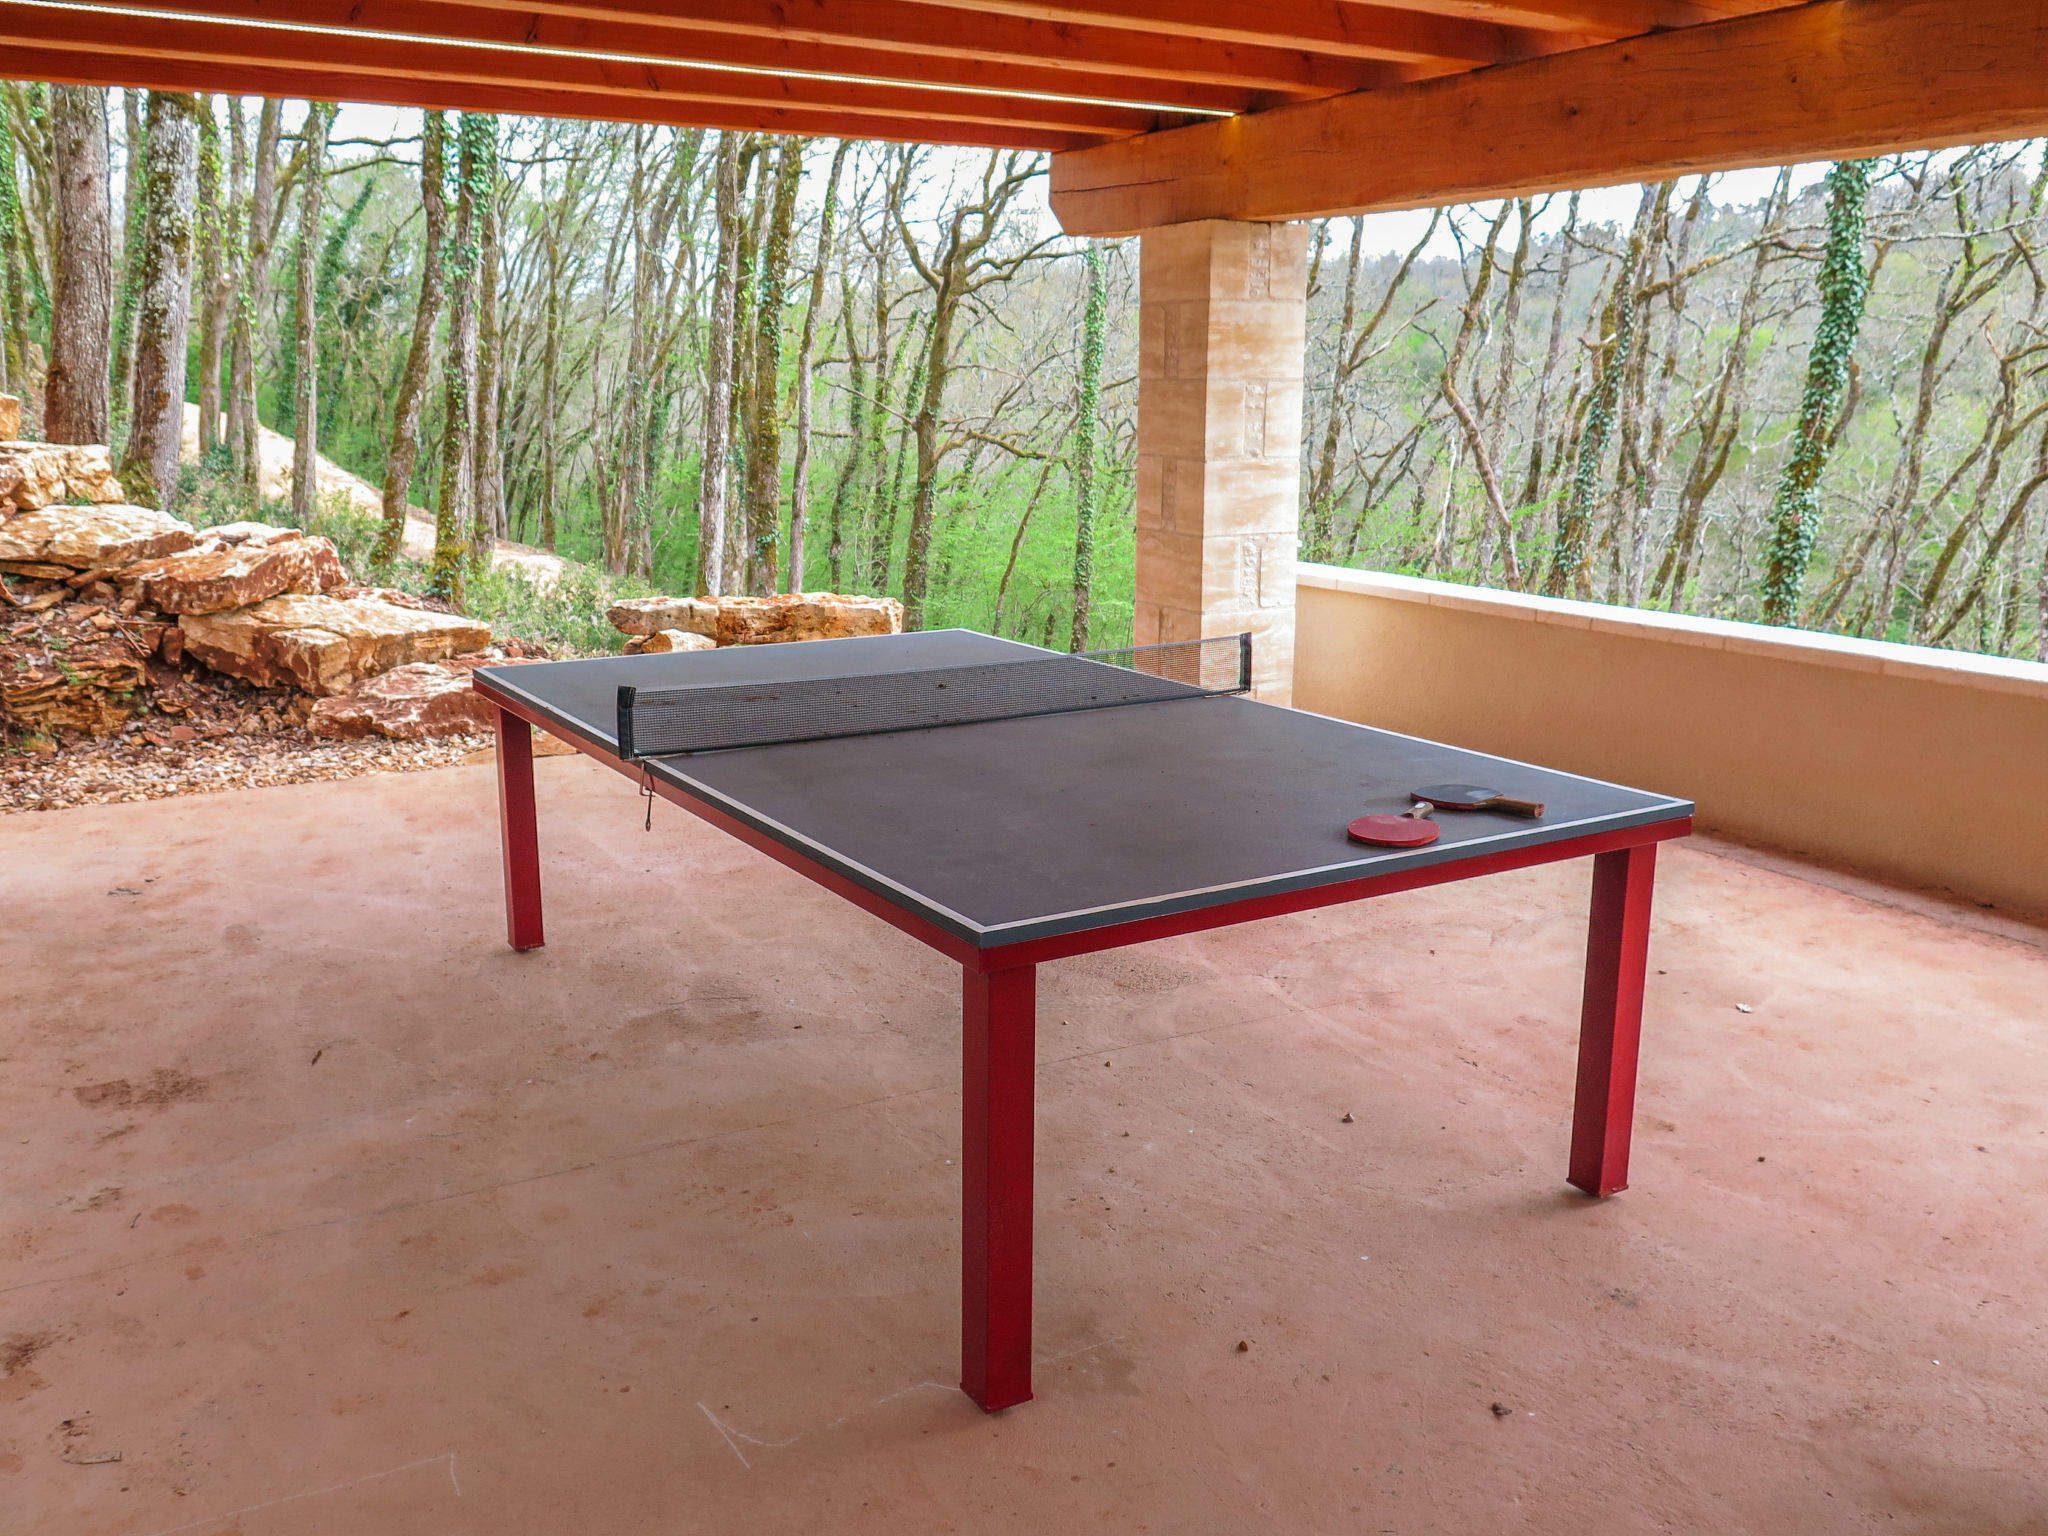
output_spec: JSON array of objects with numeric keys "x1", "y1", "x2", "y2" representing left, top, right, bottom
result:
[{"x1": 1135, "y1": 219, "x2": 1308, "y2": 703}]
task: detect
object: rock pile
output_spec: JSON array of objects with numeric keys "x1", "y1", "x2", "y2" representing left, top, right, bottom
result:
[
  {"x1": 0, "y1": 441, "x2": 125, "y2": 510},
  {"x1": 2, "y1": 464, "x2": 534, "y2": 752},
  {"x1": 605, "y1": 590, "x2": 903, "y2": 649}
]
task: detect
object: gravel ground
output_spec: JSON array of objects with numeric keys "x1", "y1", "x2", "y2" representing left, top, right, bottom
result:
[{"x1": 1, "y1": 723, "x2": 494, "y2": 813}]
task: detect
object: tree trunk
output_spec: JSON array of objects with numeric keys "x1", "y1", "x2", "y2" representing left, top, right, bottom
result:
[
  {"x1": 744, "y1": 138, "x2": 800, "y2": 591},
  {"x1": 537, "y1": 125, "x2": 564, "y2": 552},
  {"x1": 696, "y1": 131, "x2": 743, "y2": 597},
  {"x1": 433, "y1": 112, "x2": 486, "y2": 603},
  {"x1": 289, "y1": 102, "x2": 332, "y2": 528},
  {"x1": 1546, "y1": 186, "x2": 1656, "y2": 599},
  {"x1": 1760, "y1": 160, "x2": 1873, "y2": 626},
  {"x1": 110, "y1": 88, "x2": 146, "y2": 434},
  {"x1": 118, "y1": 91, "x2": 200, "y2": 511},
  {"x1": 1305, "y1": 219, "x2": 1364, "y2": 565},
  {"x1": 0, "y1": 102, "x2": 35, "y2": 395},
  {"x1": 825, "y1": 275, "x2": 866, "y2": 592},
  {"x1": 193, "y1": 97, "x2": 228, "y2": 456},
  {"x1": 1068, "y1": 241, "x2": 1107, "y2": 651},
  {"x1": 472, "y1": 119, "x2": 504, "y2": 563},
  {"x1": 377, "y1": 110, "x2": 447, "y2": 566},
  {"x1": 44, "y1": 85, "x2": 112, "y2": 445},
  {"x1": 788, "y1": 139, "x2": 846, "y2": 591},
  {"x1": 229, "y1": 98, "x2": 279, "y2": 504}
]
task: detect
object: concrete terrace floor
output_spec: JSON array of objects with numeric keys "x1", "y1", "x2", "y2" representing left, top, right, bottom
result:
[{"x1": 4, "y1": 755, "x2": 2048, "y2": 1536}]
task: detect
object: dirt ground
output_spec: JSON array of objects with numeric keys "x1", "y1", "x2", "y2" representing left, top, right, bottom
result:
[{"x1": 4, "y1": 755, "x2": 2047, "y2": 1535}]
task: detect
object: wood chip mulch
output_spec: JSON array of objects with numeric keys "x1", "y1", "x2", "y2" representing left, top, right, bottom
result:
[{"x1": 2, "y1": 720, "x2": 493, "y2": 813}]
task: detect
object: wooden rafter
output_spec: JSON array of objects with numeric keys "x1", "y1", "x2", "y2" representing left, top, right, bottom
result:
[
  {"x1": 3, "y1": 41, "x2": 1097, "y2": 148},
  {"x1": 1049, "y1": 0, "x2": 2048, "y2": 232},
  {"x1": 429, "y1": 0, "x2": 1401, "y2": 98},
  {"x1": 0, "y1": 3, "x2": 1162, "y2": 141},
  {"x1": 60, "y1": 0, "x2": 1273, "y2": 115}
]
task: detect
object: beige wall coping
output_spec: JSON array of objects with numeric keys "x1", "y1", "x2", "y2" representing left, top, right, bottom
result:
[{"x1": 1297, "y1": 563, "x2": 2048, "y2": 704}]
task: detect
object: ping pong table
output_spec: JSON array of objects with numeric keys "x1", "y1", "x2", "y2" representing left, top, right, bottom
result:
[{"x1": 472, "y1": 629, "x2": 1693, "y2": 1413}]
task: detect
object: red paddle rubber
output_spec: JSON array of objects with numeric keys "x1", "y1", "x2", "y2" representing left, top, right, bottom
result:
[{"x1": 1347, "y1": 814, "x2": 1440, "y2": 848}]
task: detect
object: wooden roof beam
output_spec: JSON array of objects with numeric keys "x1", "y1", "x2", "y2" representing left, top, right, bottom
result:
[
  {"x1": 64, "y1": 0, "x2": 1273, "y2": 115},
  {"x1": 434, "y1": 0, "x2": 1403, "y2": 98},
  {"x1": 0, "y1": 7, "x2": 1140, "y2": 143},
  {"x1": 1049, "y1": 0, "x2": 2048, "y2": 232},
  {"x1": 0, "y1": 42, "x2": 1100, "y2": 148}
]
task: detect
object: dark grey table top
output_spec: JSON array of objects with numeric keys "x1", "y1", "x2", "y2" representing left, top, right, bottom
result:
[{"x1": 476, "y1": 630, "x2": 1692, "y2": 949}]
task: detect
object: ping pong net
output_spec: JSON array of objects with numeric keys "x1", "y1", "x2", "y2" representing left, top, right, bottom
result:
[{"x1": 616, "y1": 633, "x2": 1252, "y2": 759}]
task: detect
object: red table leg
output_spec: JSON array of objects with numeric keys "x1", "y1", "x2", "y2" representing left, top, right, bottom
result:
[
  {"x1": 496, "y1": 706, "x2": 545, "y2": 953},
  {"x1": 1568, "y1": 843, "x2": 1658, "y2": 1197},
  {"x1": 961, "y1": 963, "x2": 1036, "y2": 1413}
]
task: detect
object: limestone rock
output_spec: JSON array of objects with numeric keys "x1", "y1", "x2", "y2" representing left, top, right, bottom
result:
[
  {"x1": 122, "y1": 532, "x2": 347, "y2": 614},
  {"x1": 201, "y1": 520, "x2": 302, "y2": 547},
  {"x1": 622, "y1": 628, "x2": 716, "y2": 655},
  {"x1": 333, "y1": 585, "x2": 436, "y2": 611},
  {"x1": 0, "y1": 443, "x2": 72, "y2": 510},
  {"x1": 0, "y1": 395, "x2": 19, "y2": 440},
  {"x1": 180, "y1": 593, "x2": 491, "y2": 695},
  {"x1": 0, "y1": 442, "x2": 125, "y2": 509},
  {"x1": 606, "y1": 591, "x2": 903, "y2": 645},
  {"x1": 607, "y1": 595, "x2": 718, "y2": 638},
  {"x1": 60, "y1": 446, "x2": 125, "y2": 504},
  {"x1": 1, "y1": 631, "x2": 147, "y2": 736},
  {"x1": 0, "y1": 504, "x2": 196, "y2": 570},
  {"x1": 308, "y1": 655, "x2": 537, "y2": 739},
  {"x1": 716, "y1": 592, "x2": 905, "y2": 646}
]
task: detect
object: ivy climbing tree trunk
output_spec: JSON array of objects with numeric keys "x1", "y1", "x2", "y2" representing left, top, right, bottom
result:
[
  {"x1": 1069, "y1": 240, "x2": 1107, "y2": 651},
  {"x1": 433, "y1": 112, "x2": 488, "y2": 603},
  {"x1": 1760, "y1": 159, "x2": 1874, "y2": 627},
  {"x1": 1546, "y1": 186, "x2": 1656, "y2": 598},
  {"x1": 744, "y1": 136, "x2": 803, "y2": 592},
  {"x1": 377, "y1": 109, "x2": 447, "y2": 566},
  {"x1": 119, "y1": 90, "x2": 200, "y2": 512},
  {"x1": 44, "y1": 85, "x2": 112, "y2": 445},
  {"x1": 193, "y1": 97, "x2": 228, "y2": 456},
  {"x1": 289, "y1": 101, "x2": 332, "y2": 529},
  {"x1": 787, "y1": 138, "x2": 846, "y2": 590},
  {"x1": 695, "y1": 130, "x2": 742, "y2": 597}
]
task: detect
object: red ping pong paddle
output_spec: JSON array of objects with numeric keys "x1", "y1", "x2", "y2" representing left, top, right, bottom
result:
[
  {"x1": 1348, "y1": 814, "x2": 1440, "y2": 848},
  {"x1": 1410, "y1": 783, "x2": 1545, "y2": 818}
]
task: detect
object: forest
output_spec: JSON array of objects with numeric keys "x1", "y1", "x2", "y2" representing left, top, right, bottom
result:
[{"x1": 3, "y1": 83, "x2": 2047, "y2": 663}]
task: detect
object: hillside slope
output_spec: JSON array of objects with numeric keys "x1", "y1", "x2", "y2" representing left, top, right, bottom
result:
[{"x1": 178, "y1": 406, "x2": 567, "y2": 586}]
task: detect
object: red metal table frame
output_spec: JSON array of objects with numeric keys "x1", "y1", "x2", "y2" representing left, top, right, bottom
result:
[{"x1": 482, "y1": 691, "x2": 1691, "y2": 1415}]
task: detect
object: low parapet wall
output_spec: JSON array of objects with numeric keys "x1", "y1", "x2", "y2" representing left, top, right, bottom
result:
[{"x1": 1294, "y1": 564, "x2": 2048, "y2": 923}]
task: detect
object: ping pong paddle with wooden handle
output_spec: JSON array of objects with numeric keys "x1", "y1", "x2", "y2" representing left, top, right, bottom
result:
[
  {"x1": 1411, "y1": 783, "x2": 1545, "y2": 818},
  {"x1": 1348, "y1": 804, "x2": 1441, "y2": 847}
]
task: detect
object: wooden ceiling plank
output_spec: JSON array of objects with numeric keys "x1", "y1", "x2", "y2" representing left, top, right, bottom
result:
[
  {"x1": 431, "y1": 0, "x2": 1398, "y2": 97},
  {"x1": 0, "y1": 42, "x2": 1094, "y2": 147},
  {"x1": 885, "y1": 0, "x2": 1530, "y2": 67},
  {"x1": 69, "y1": 0, "x2": 1271, "y2": 114},
  {"x1": 1338, "y1": 0, "x2": 1794, "y2": 37},
  {"x1": 1049, "y1": 0, "x2": 2048, "y2": 232},
  {"x1": 0, "y1": 6, "x2": 1151, "y2": 136}
]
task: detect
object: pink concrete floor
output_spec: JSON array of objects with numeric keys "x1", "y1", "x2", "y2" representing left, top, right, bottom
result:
[{"x1": 4, "y1": 755, "x2": 2048, "y2": 1536}]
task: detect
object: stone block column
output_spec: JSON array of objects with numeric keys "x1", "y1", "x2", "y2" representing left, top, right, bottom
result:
[{"x1": 1135, "y1": 219, "x2": 1308, "y2": 703}]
